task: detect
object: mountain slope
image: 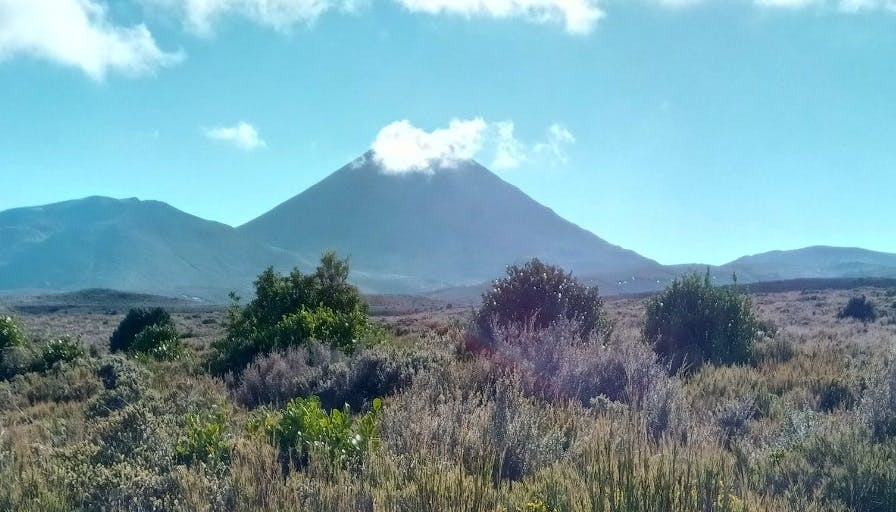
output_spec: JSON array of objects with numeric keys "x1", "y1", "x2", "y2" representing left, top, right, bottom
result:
[
  {"x1": 0, "y1": 196, "x2": 295, "y2": 299},
  {"x1": 720, "y1": 246, "x2": 896, "y2": 282},
  {"x1": 239, "y1": 153, "x2": 661, "y2": 292}
]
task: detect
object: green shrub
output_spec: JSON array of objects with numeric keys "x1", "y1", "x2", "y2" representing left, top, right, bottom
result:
[
  {"x1": 131, "y1": 323, "x2": 183, "y2": 361},
  {"x1": 0, "y1": 315, "x2": 25, "y2": 351},
  {"x1": 175, "y1": 408, "x2": 232, "y2": 466},
  {"x1": 248, "y1": 395, "x2": 381, "y2": 469},
  {"x1": 839, "y1": 295, "x2": 877, "y2": 322},
  {"x1": 109, "y1": 308, "x2": 175, "y2": 353},
  {"x1": 644, "y1": 272, "x2": 761, "y2": 371},
  {"x1": 37, "y1": 337, "x2": 86, "y2": 370},
  {"x1": 475, "y1": 258, "x2": 609, "y2": 340},
  {"x1": 0, "y1": 316, "x2": 30, "y2": 380},
  {"x1": 213, "y1": 252, "x2": 376, "y2": 374}
]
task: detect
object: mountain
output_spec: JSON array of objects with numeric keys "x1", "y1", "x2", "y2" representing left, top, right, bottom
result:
[
  {"x1": 2, "y1": 159, "x2": 895, "y2": 301},
  {"x1": 239, "y1": 153, "x2": 662, "y2": 292},
  {"x1": 0, "y1": 196, "x2": 295, "y2": 300},
  {"x1": 720, "y1": 246, "x2": 896, "y2": 282}
]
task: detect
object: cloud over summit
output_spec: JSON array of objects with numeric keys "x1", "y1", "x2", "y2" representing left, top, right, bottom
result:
[{"x1": 370, "y1": 118, "x2": 576, "y2": 174}]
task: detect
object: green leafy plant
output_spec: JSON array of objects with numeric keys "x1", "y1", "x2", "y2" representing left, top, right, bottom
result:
[
  {"x1": 0, "y1": 315, "x2": 33, "y2": 379},
  {"x1": 644, "y1": 272, "x2": 761, "y2": 371},
  {"x1": 110, "y1": 308, "x2": 175, "y2": 353},
  {"x1": 475, "y1": 258, "x2": 609, "y2": 340},
  {"x1": 0, "y1": 315, "x2": 25, "y2": 351},
  {"x1": 248, "y1": 395, "x2": 382, "y2": 469},
  {"x1": 38, "y1": 336, "x2": 86, "y2": 370},
  {"x1": 131, "y1": 323, "x2": 183, "y2": 361},
  {"x1": 213, "y1": 251, "x2": 377, "y2": 373},
  {"x1": 175, "y1": 408, "x2": 232, "y2": 466}
]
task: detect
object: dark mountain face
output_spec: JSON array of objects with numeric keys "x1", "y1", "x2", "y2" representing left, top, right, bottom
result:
[
  {"x1": 239, "y1": 154, "x2": 661, "y2": 292},
  {"x1": 0, "y1": 196, "x2": 293, "y2": 299}
]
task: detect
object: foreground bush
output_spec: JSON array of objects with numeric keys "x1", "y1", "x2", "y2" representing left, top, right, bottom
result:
[
  {"x1": 175, "y1": 408, "x2": 232, "y2": 466},
  {"x1": 109, "y1": 307, "x2": 175, "y2": 353},
  {"x1": 475, "y1": 258, "x2": 609, "y2": 340},
  {"x1": 644, "y1": 272, "x2": 761, "y2": 371},
  {"x1": 248, "y1": 395, "x2": 381, "y2": 469},
  {"x1": 839, "y1": 295, "x2": 877, "y2": 322},
  {"x1": 213, "y1": 252, "x2": 377, "y2": 374}
]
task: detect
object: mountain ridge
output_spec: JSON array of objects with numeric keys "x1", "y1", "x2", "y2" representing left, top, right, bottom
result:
[{"x1": 1, "y1": 155, "x2": 894, "y2": 300}]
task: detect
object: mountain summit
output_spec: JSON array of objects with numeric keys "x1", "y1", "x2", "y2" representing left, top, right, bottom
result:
[{"x1": 239, "y1": 153, "x2": 660, "y2": 292}]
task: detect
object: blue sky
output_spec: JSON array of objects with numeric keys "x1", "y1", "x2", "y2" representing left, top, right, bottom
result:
[{"x1": 0, "y1": 0, "x2": 894, "y2": 265}]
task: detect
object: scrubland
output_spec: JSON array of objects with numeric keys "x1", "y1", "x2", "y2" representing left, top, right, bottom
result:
[{"x1": 1, "y1": 262, "x2": 895, "y2": 512}]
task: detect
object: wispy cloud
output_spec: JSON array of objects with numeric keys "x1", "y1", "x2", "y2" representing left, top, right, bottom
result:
[
  {"x1": 135, "y1": 0, "x2": 896, "y2": 48},
  {"x1": 145, "y1": 0, "x2": 601, "y2": 35},
  {"x1": 0, "y1": 0, "x2": 182, "y2": 80},
  {"x1": 148, "y1": 0, "x2": 351, "y2": 35},
  {"x1": 656, "y1": 0, "x2": 896, "y2": 11},
  {"x1": 534, "y1": 123, "x2": 575, "y2": 165},
  {"x1": 202, "y1": 122, "x2": 266, "y2": 150},
  {"x1": 370, "y1": 118, "x2": 575, "y2": 174},
  {"x1": 392, "y1": 0, "x2": 603, "y2": 34}
]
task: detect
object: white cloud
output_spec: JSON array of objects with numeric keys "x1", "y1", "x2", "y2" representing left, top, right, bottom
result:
[
  {"x1": 392, "y1": 0, "x2": 603, "y2": 34},
  {"x1": 492, "y1": 121, "x2": 527, "y2": 170},
  {"x1": 148, "y1": 0, "x2": 600, "y2": 35},
  {"x1": 146, "y1": 0, "x2": 352, "y2": 35},
  {"x1": 838, "y1": 0, "x2": 896, "y2": 11},
  {"x1": 202, "y1": 121, "x2": 266, "y2": 150},
  {"x1": 534, "y1": 123, "x2": 575, "y2": 165},
  {"x1": 656, "y1": 0, "x2": 896, "y2": 10},
  {"x1": 371, "y1": 118, "x2": 488, "y2": 173},
  {"x1": 370, "y1": 118, "x2": 575, "y2": 174},
  {"x1": 754, "y1": 0, "x2": 818, "y2": 7},
  {"x1": 0, "y1": 0, "x2": 182, "y2": 80}
]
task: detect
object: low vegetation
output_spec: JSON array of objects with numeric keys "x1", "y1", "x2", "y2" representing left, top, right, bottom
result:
[
  {"x1": 644, "y1": 271, "x2": 762, "y2": 371},
  {"x1": 475, "y1": 258, "x2": 609, "y2": 340},
  {"x1": 1, "y1": 256, "x2": 895, "y2": 511},
  {"x1": 212, "y1": 251, "x2": 379, "y2": 374},
  {"x1": 839, "y1": 295, "x2": 878, "y2": 322},
  {"x1": 109, "y1": 307, "x2": 175, "y2": 353}
]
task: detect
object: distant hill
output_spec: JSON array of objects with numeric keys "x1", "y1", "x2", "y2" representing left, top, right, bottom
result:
[
  {"x1": 432, "y1": 248, "x2": 896, "y2": 303},
  {"x1": 240, "y1": 152, "x2": 662, "y2": 293},
  {"x1": 720, "y1": 246, "x2": 896, "y2": 282},
  {"x1": 0, "y1": 288, "x2": 207, "y2": 314},
  {"x1": 0, "y1": 196, "x2": 295, "y2": 300}
]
